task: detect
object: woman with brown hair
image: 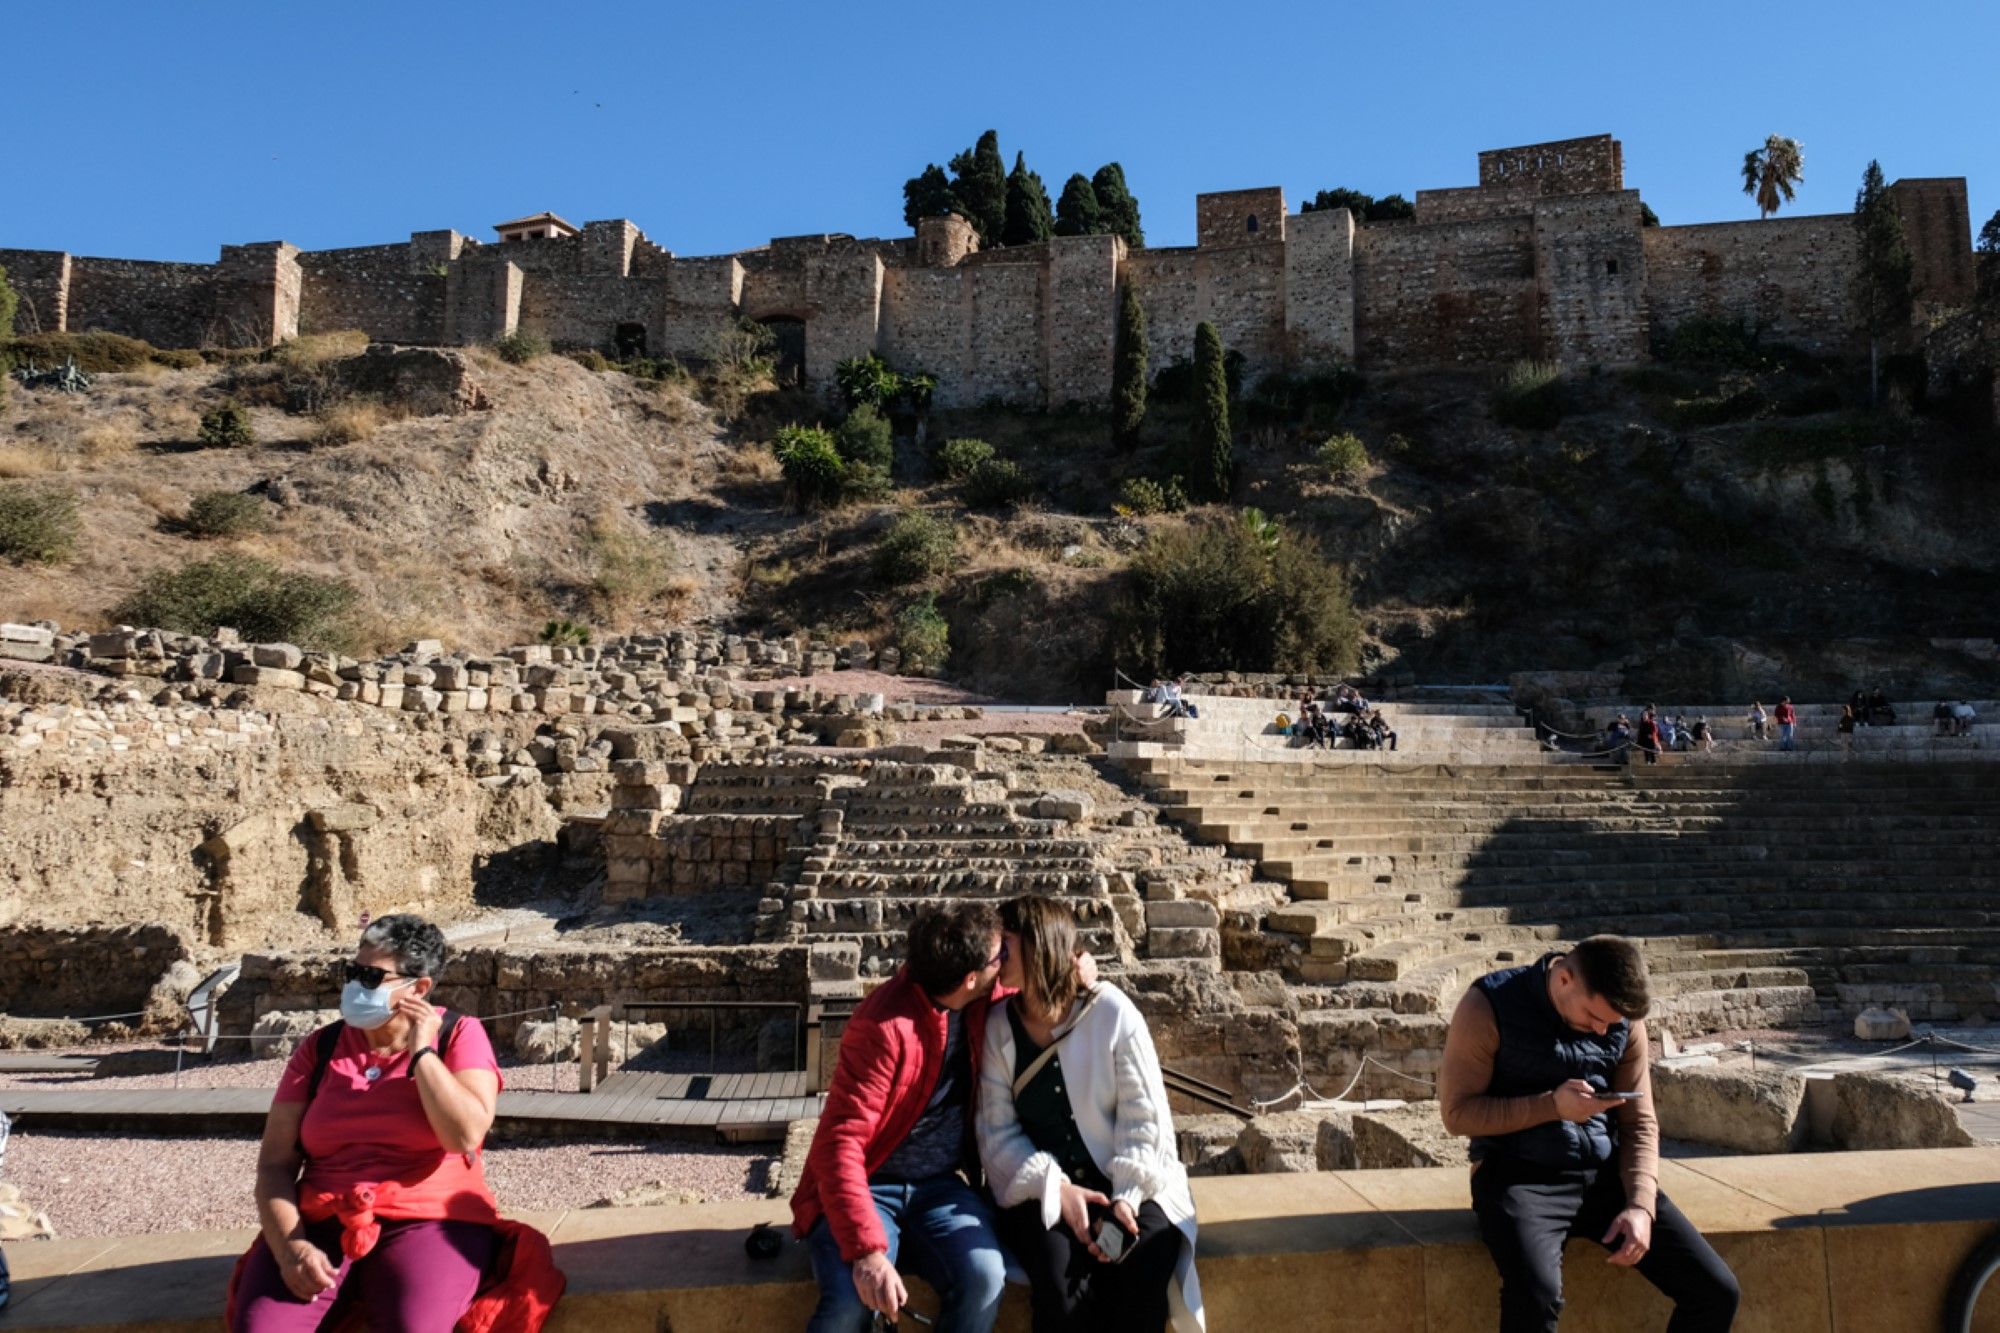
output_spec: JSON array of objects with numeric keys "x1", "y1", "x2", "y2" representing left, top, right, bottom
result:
[{"x1": 976, "y1": 896, "x2": 1202, "y2": 1332}]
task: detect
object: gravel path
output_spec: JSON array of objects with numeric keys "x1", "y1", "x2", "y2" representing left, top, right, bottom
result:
[
  {"x1": 0, "y1": 1045, "x2": 596, "y2": 1092},
  {"x1": 1, "y1": 1129, "x2": 775, "y2": 1238}
]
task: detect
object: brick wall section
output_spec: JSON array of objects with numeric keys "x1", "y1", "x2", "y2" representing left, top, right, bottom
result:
[
  {"x1": 880, "y1": 267, "x2": 973, "y2": 400},
  {"x1": 1197, "y1": 188, "x2": 1286, "y2": 249},
  {"x1": 657, "y1": 256, "x2": 746, "y2": 363},
  {"x1": 1889, "y1": 178, "x2": 1976, "y2": 310},
  {"x1": 1122, "y1": 247, "x2": 1200, "y2": 371},
  {"x1": 1285, "y1": 207, "x2": 1357, "y2": 367},
  {"x1": 1479, "y1": 134, "x2": 1624, "y2": 194},
  {"x1": 1415, "y1": 185, "x2": 1542, "y2": 225},
  {"x1": 298, "y1": 242, "x2": 450, "y2": 343},
  {"x1": 0, "y1": 924, "x2": 190, "y2": 1018},
  {"x1": 1044, "y1": 234, "x2": 1121, "y2": 408},
  {"x1": 215, "y1": 242, "x2": 302, "y2": 346},
  {"x1": 0, "y1": 248, "x2": 72, "y2": 336},
  {"x1": 65, "y1": 257, "x2": 216, "y2": 348},
  {"x1": 1532, "y1": 192, "x2": 1649, "y2": 366},
  {"x1": 444, "y1": 259, "x2": 522, "y2": 344},
  {"x1": 1353, "y1": 215, "x2": 1540, "y2": 366},
  {"x1": 1643, "y1": 216, "x2": 1859, "y2": 354}
]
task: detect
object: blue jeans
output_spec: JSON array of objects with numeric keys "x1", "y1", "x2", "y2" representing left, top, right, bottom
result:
[
  {"x1": 1779, "y1": 722, "x2": 1795, "y2": 751},
  {"x1": 806, "y1": 1174, "x2": 1007, "y2": 1333}
]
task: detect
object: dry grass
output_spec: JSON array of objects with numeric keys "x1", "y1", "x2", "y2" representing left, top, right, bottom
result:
[
  {"x1": 311, "y1": 400, "x2": 385, "y2": 447},
  {"x1": 78, "y1": 421, "x2": 141, "y2": 459},
  {"x1": 274, "y1": 330, "x2": 370, "y2": 371},
  {"x1": 148, "y1": 403, "x2": 203, "y2": 444},
  {"x1": 0, "y1": 444, "x2": 58, "y2": 479}
]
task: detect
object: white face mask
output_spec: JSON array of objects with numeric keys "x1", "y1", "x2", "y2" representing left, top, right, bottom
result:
[{"x1": 339, "y1": 977, "x2": 414, "y2": 1031}]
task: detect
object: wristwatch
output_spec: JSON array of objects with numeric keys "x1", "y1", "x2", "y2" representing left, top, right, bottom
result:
[{"x1": 409, "y1": 1046, "x2": 438, "y2": 1073}]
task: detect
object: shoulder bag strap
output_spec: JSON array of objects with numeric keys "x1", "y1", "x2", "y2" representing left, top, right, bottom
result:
[{"x1": 1010, "y1": 988, "x2": 1102, "y2": 1099}]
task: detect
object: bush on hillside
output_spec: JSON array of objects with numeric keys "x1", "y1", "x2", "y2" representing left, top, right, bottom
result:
[
  {"x1": 493, "y1": 330, "x2": 550, "y2": 364},
  {"x1": 874, "y1": 511, "x2": 959, "y2": 585},
  {"x1": 1492, "y1": 360, "x2": 1564, "y2": 429},
  {"x1": 836, "y1": 403, "x2": 895, "y2": 473},
  {"x1": 1113, "y1": 475, "x2": 1188, "y2": 517},
  {"x1": 959, "y1": 457, "x2": 1035, "y2": 510},
  {"x1": 895, "y1": 594, "x2": 950, "y2": 671},
  {"x1": 772, "y1": 424, "x2": 846, "y2": 511},
  {"x1": 182, "y1": 490, "x2": 271, "y2": 540},
  {"x1": 1112, "y1": 516, "x2": 1360, "y2": 678},
  {"x1": 1316, "y1": 432, "x2": 1370, "y2": 481},
  {"x1": 113, "y1": 553, "x2": 358, "y2": 649},
  {"x1": 198, "y1": 399, "x2": 256, "y2": 448},
  {"x1": 0, "y1": 483, "x2": 79, "y2": 565},
  {"x1": 2, "y1": 331, "x2": 159, "y2": 374},
  {"x1": 540, "y1": 618, "x2": 592, "y2": 646},
  {"x1": 1660, "y1": 316, "x2": 1765, "y2": 369},
  {"x1": 933, "y1": 437, "x2": 994, "y2": 481}
]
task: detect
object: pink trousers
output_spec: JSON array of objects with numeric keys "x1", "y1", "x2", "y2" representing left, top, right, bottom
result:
[{"x1": 231, "y1": 1217, "x2": 495, "y2": 1333}]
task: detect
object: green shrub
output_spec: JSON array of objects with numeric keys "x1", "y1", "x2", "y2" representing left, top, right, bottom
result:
[
  {"x1": 1114, "y1": 475, "x2": 1188, "y2": 516},
  {"x1": 1492, "y1": 360, "x2": 1564, "y2": 429},
  {"x1": 566, "y1": 349, "x2": 612, "y2": 372},
  {"x1": 1661, "y1": 317, "x2": 1765, "y2": 369},
  {"x1": 493, "y1": 330, "x2": 550, "y2": 364},
  {"x1": 894, "y1": 594, "x2": 950, "y2": 671},
  {"x1": 154, "y1": 348, "x2": 204, "y2": 370},
  {"x1": 1243, "y1": 366, "x2": 1363, "y2": 426},
  {"x1": 540, "y1": 618, "x2": 592, "y2": 646},
  {"x1": 836, "y1": 403, "x2": 895, "y2": 473},
  {"x1": 1112, "y1": 516, "x2": 1359, "y2": 678},
  {"x1": 1316, "y1": 432, "x2": 1370, "y2": 481},
  {"x1": 0, "y1": 262, "x2": 16, "y2": 339},
  {"x1": 112, "y1": 553, "x2": 358, "y2": 649},
  {"x1": 1, "y1": 331, "x2": 158, "y2": 373},
  {"x1": 836, "y1": 353, "x2": 901, "y2": 411},
  {"x1": 933, "y1": 437, "x2": 995, "y2": 481},
  {"x1": 183, "y1": 490, "x2": 270, "y2": 540},
  {"x1": 0, "y1": 483, "x2": 78, "y2": 565},
  {"x1": 875, "y1": 511, "x2": 958, "y2": 585},
  {"x1": 198, "y1": 399, "x2": 256, "y2": 449},
  {"x1": 959, "y1": 457, "x2": 1035, "y2": 509},
  {"x1": 771, "y1": 424, "x2": 846, "y2": 511}
]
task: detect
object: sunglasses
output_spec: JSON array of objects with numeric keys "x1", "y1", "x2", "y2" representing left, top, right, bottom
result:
[{"x1": 342, "y1": 962, "x2": 413, "y2": 989}]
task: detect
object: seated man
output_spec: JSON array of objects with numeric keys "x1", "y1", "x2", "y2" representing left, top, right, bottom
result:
[
  {"x1": 1935, "y1": 701, "x2": 1956, "y2": 737},
  {"x1": 792, "y1": 903, "x2": 1094, "y2": 1332},
  {"x1": 1367, "y1": 710, "x2": 1398, "y2": 752},
  {"x1": 1951, "y1": 701, "x2": 1979, "y2": 737},
  {"x1": 1867, "y1": 687, "x2": 1895, "y2": 726},
  {"x1": 1439, "y1": 938, "x2": 1740, "y2": 1333}
]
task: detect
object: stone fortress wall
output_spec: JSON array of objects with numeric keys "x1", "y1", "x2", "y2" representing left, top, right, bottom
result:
[{"x1": 0, "y1": 134, "x2": 1976, "y2": 408}]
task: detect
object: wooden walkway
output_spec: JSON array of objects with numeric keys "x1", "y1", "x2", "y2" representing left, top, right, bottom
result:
[
  {"x1": 0, "y1": 1070, "x2": 820, "y2": 1143},
  {"x1": 0, "y1": 1054, "x2": 100, "y2": 1074}
]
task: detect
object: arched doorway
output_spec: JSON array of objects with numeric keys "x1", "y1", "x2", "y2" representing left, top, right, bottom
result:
[{"x1": 759, "y1": 316, "x2": 806, "y2": 387}]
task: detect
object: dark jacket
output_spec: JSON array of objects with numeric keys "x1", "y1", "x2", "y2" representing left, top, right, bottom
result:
[{"x1": 1467, "y1": 955, "x2": 1629, "y2": 1172}]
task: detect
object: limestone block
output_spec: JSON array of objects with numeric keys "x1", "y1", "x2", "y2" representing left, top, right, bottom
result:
[
  {"x1": 439, "y1": 690, "x2": 468, "y2": 714},
  {"x1": 1855, "y1": 1006, "x2": 1912, "y2": 1041},
  {"x1": 1148, "y1": 899, "x2": 1221, "y2": 930},
  {"x1": 0, "y1": 622, "x2": 53, "y2": 645},
  {"x1": 515, "y1": 1017, "x2": 581, "y2": 1064},
  {"x1": 432, "y1": 661, "x2": 468, "y2": 690},
  {"x1": 809, "y1": 941, "x2": 862, "y2": 982},
  {"x1": 232, "y1": 665, "x2": 306, "y2": 690},
  {"x1": 404, "y1": 688, "x2": 443, "y2": 713},
  {"x1": 1829, "y1": 1073, "x2": 1977, "y2": 1150},
  {"x1": 251, "y1": 642, "x2": 304, "y2": 669},
  {"x1": 1178, "y1": 1114, "x2": 1248, "y2": 1176},
  {"x1": 1033, "y1": 790, "x2": 1093, "y2": 823},
  {"x1": 1149, "y1": 927, "x2": 1221, "y2": 961},
  {"x1": 406, "y1": 639, "x2": 443, "y2": 658},
  {"x1": 1047, "y1": 732, "x2": 1100, "y2": 755},
  {"x1": 1236, "y1": 1111, "x2": 1327, "y2": 1173},
  {"x1": 403, "y1": 665, "x2": 437, "y2": 687},
  {"x1": 250, "y1": 1008, "x2": 339, "y2": 1059},
  {"x1": 88, "y1": 630, "x2": 136, "y2": 658},
  {"x1": 1651, "y1": 1064, "x2": 1807, "y2": 1153},
  {"x1": 307, "y1": 804, "x2": 378, "y2": 833},
  {"x1": 1352, "y1": 1105, "x2": 1469, "y2": 1168},
  {"x1": 1315, "y1": 1113, "x2": 1358, "y2": 1170}
]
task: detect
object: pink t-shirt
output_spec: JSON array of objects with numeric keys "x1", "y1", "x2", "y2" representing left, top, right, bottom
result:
[{"x1": 273, "y1": 1011, "x2": 504, "y2": 1221}]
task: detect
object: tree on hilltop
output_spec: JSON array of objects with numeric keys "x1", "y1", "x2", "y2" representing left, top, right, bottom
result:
[
  {"x1": 1001, "y1": 152, "x2": 1055, "y2": 247},
  {"x1": 1092, "y1": 163, "x2": 1145, "y2": 249},
  {"x1": 1742, "y1": 135, "x2": 1805, "y2": 220},
  {"x1": 948, "y1": 130, "x2": 1009, "y2": 245},
  {"x1": 902, "y1": 164, "x2": 958, "y2": 230},
  {"x1": 1301, "y1": 189, "x2": 1415, "y2": 222},
  {"x1": 1112, "y1": 283, "x2": 1149, "y2": 451},
  {"x1": 1976, "y1": 209, "x2": 2000, "y2": 311},
  {"x1": 1054, "y1": 174, "x2": 1102, "y2": 238},
  {"x1": 1189, "y1": 322, "x2": 1232, "y2": 501},
  {"x1": 1851, "y1": 160, "x2": 1913, "y2": 407}
]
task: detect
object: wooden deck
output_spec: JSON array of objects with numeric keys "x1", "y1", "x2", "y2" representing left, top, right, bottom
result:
[
  {"x1": 0, "y1": 1054, "x2": 100, "y2": 1074},
  {"x1": 0, "y1": 1070, "x2": 820, "y2": 1143}
]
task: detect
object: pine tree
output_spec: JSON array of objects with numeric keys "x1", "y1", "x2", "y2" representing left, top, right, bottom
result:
[
  {"x1": 1190, "y1": 322, "x2": 1232, "y2": 500},
  {"x1": 1092, "y1": 163, "x2": 1145, "y2": 249},
  {"x1": 902, "y1": 164, "x2": 957, "y2": 230},
  {"x1": 948, "y1": 130, "x2": 1008, "y2": 246},
  {"x1": 1054, "y1": 174, "x2": 1102, "y2": 238},
  {"x1": 1001, "y1": 152, "x2": 1055, "y2": 247},
  {"x1": 1112, "y1": 283, "x2": 1149, "y2": 451},
  {"x1": 1851, "y1": 160, "x2": 1913, "y2": 407},
  {"x1": 1301, "y1": 188, "x2": 1374, "y2": 217}
]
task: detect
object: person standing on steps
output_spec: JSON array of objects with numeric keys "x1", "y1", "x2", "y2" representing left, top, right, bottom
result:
[
  {"x1": 1774, "y1": 697, "x2": 1797, "y2": 752},
  {"x1": 1438, "y1": 937, "x2": 1740, "y2": 1332},
  {"x1": 1635, "y1": 708, "x2": 1663, "y2": 765}
]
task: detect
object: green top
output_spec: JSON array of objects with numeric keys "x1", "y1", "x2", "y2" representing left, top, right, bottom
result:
[{"x1": 1006, "y1": 1002, "x2": 1112, "y2": 1195}]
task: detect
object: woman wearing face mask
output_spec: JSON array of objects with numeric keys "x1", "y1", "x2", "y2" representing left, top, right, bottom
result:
[
  {"x1": 226, "y1": 914, "x2": 561, "y2": 1331},
  {"x1": 977, "y1": 896, "x2": 1203, "y2": 1332}
]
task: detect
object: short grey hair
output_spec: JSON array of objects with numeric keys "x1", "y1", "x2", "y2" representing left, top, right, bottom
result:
[{"x1": 358, "y1": 914, "x2": 447, "y2": 978}]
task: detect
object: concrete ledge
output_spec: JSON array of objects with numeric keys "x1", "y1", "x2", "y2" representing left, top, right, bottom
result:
[{"x1": 6, "y1": 1149, "x2": 2000, "y2": 1330}]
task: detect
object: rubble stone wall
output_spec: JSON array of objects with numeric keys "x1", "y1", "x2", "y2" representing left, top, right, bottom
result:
[
  {"x1": 0, "y1": 923, "x2": 190, "y2": 1018},
  {"x1": 298, "y1": 244, "x2": 449, "y2": 344},
  {"x1": 1643, "y1": 215, "x2": 1859, "y2": 353}
]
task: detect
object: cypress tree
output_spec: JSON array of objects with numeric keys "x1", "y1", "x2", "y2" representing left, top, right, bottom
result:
[
  {"x1": 1851, "y1": 160, "x2": 1913, "y2": 407},
  {"x1": 902, "y1": 164, "x2": 957, "y2": 230},
  {"x1": 1054, "y1": 174, "x2": 1102, "y2": 238},
  {"x1": 948, "y1": 130, "x2": 1009, "y2": 246},
  {"x1": 1190, "y1": 322, "x2": 1232, "y2": 500},
  {"x1": 1973, "y1": 209, "x2": 1999, "y2": 312},
  {"x1": 1111, "y1": 283, "x2": 1148, "y2": 450},
  {"x1": 1001, "y1": 152, "x2": 1055, "y2": 247},
  {"x1": 1092, "y1": 163, "x2": 1145, "y2": 249}
]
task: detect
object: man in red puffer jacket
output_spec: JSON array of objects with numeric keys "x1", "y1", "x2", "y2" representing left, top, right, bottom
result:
[{"x1": 793, "y1": 902, "x2": 1091, "y2": 1331}]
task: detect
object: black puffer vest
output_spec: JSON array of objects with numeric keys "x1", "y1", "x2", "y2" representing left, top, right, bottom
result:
[{"x1": 1467, "y1": 954, "x2": 1628, "y2": 1172}]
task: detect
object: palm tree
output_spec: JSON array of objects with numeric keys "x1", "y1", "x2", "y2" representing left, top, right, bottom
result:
[{"x1": 1742, "y1": 136, "x2": 1806, "y2": 220}]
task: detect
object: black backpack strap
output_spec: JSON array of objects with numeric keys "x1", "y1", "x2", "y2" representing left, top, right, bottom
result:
[{"x1": 436, "y1": 1008, "x2": 462, "y2": 1058}]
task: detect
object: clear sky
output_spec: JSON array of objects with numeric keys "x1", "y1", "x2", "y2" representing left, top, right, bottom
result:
[{"x1": 7, "y1": 1, "x2": 1996, "y2": 262}]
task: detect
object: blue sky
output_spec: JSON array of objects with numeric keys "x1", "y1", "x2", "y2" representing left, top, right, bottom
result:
[{"x1": 8, "y1": 1, "x2": 1996, "y2": 262}]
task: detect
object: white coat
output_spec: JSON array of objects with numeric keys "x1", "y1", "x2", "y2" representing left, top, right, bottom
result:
[{"x1": 976, "y1": 983, "x2": 1204, "y2": 1332}]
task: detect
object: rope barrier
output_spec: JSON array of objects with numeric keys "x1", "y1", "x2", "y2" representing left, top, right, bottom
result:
[{"x1": 1249, "y1": 1055, "x2": 1438, "y2": 1112}]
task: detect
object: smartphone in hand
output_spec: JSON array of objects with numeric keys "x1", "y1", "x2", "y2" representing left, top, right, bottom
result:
[
  {"x1": 1594, "y1": 1090, "x2": 1643, "y2": 1100},
  {"x1": 1094, "y1": 1218, "x2": 1129, "y2": 1263}
]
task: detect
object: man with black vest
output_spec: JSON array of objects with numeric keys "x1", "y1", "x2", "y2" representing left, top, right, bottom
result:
[{"x1": 1439, "y1": 936, "x2": 1740, "y2": 1331}]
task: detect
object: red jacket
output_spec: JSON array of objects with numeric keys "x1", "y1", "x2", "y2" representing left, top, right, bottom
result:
[
  {"x1": 1775, "y1": 702, "x2": 1797, "y2": 725},
  {"x1": 790, "y1": 967, "x2": 1002, "y2": 1262}
]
